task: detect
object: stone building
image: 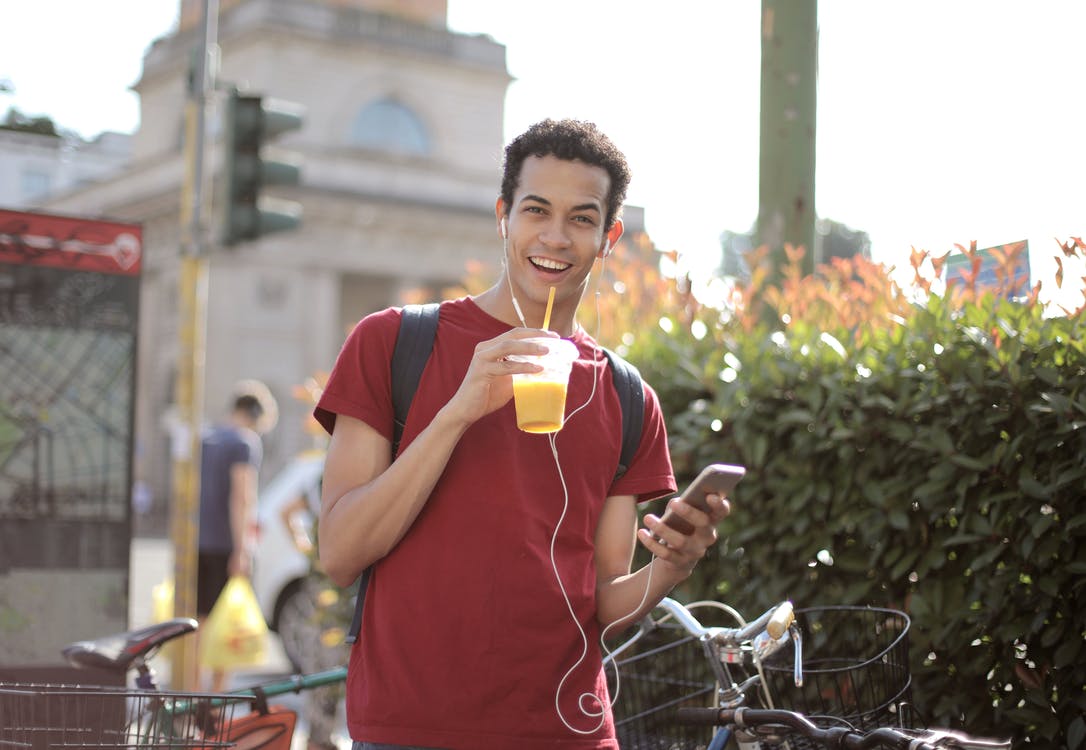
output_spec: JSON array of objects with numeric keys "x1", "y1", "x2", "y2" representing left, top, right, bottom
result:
[
  {"x1": 39, "y1": 0, "x2": 512, "y2": 524},
  {"x1": 0, "y1": 126, "x2": 131, "y2": 210}
]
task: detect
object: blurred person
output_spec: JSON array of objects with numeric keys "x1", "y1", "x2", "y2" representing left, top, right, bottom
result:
[
  {"x1": 315, "y1": 119, "x2": 732, "y2": 749},
  {"x1": 197, "y1": 379, "x2": 278, "y2": 691}
]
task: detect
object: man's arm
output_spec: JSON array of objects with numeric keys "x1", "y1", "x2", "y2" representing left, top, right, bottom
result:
[
  {"x1": 227, "y1": 461, "x2": 258, "y2": 577},
  {"x1": 318, "y1": 328, "x2": 559, "y2": 588},
  {"x1": 594, "y1": 491, "x2": 730, "y2": 631},
  {"x1": 318, "y1": 410, "x2": 468, "y2": 587}
]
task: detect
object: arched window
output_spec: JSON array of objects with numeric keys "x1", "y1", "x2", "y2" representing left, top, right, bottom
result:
[{"x1": 350, "y1": 98, "x2": 430, "y2": 155}]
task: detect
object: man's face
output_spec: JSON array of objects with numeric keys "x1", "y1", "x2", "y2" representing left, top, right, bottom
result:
[{"x1": 502, "y1": 155, "x2": 612, "y2": 311}]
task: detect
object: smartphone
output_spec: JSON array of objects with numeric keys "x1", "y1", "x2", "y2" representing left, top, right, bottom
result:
[{"x1": 659, "y1": 463, "x2": 746, "y2": 535}]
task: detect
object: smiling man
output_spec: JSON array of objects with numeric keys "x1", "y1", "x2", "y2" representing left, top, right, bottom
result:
[{"x1": 314, "y1": 119, "x2": 732, "y2": 750}]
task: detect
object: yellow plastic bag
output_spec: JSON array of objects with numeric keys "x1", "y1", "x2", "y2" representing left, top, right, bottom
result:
[
  {"x1": 150, "y1": 577, "x2": 178, "y2": 662},
  {"x1": 152, "y1": 577, "x2": 174, "y2": 623},
  {"x1": 200, "y1": 576, "x2": 268, "y2": 669}
]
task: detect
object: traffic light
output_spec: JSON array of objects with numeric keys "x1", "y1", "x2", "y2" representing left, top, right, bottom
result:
[{"x1": 222, "y1": 89, "x2": 305, "y2": 246}]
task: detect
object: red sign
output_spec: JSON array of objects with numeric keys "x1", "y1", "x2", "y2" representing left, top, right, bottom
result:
[{"x1": 0, "y1": 208, "x2": 142, "y2": 276}]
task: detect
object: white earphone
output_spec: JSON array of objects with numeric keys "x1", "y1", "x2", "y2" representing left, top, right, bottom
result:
[{"x1": 500, "y1": 218, "x2": 508, "y2": 240}]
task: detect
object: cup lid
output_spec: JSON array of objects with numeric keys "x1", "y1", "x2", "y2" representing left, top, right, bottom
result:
[{"x1": 522, "y1": 337, "x2": 579, "y2": 363}]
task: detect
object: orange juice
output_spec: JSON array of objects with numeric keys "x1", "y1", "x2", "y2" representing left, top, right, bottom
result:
[{"x1": 513, "y1": 379, "x2": 568, "y2": 433}]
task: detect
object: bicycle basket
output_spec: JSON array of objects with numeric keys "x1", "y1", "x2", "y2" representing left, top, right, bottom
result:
[
  {"x1": 0, "y1": 682, "x2": 256, "y2": 749},
  {"x1": 608, "y1": 621, "x2": 718, "y2": 750},
  {"x1": 759, "y1": 606, "x2": 912, "y2": 748}
]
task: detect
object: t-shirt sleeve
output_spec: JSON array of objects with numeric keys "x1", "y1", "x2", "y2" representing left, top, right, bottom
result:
[
  {"x1": 313, "y1": 307, "x2": 401, "y2": 440},
  {"x1": 242, "y1": 433, "x2": 261, "y2": 470},
  {"x1": 609, "y1": 380, "x2": 677, "y2": 503}
]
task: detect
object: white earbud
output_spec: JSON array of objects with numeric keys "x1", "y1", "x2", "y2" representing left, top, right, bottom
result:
[
  {"x1": 601, "y1": 240, "x2": 612, "y2": 258},
  {"x1": 498, "y1": 216, "x2": 527, "y2": 327}
]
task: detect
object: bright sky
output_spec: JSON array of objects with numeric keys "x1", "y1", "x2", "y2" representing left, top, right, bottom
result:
[{"x1": 2, "y1": 1, "x2": 1083, "y2": 302}]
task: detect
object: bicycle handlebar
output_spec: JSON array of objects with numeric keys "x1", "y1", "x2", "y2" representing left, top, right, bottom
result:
[
  {"x1": 652, "y1": 597, "x2": 795, "y2": 647},
  {"x1": 675, "y1": 707, "x2": 1011, "y2": 750},
  {"x1": 655, "y1": 598, "x2": 800, "y2": 681},
  {"x1": 613, "y1": 597, "x2": 803, "y2": 691}
]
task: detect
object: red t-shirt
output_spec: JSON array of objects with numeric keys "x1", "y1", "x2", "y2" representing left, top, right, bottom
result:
[{"x1": 315, "y1": 297, "x2": 676, "y2": 750}]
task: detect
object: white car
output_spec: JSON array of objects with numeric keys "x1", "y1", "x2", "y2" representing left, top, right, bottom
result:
[{"x1": 251, "y1": 449, "x2": 326, "y2": 669}]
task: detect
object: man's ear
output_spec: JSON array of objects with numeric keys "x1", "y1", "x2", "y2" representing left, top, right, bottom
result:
[
  {"x1": 495, "y1": 198, "x2": 507, "y2": 240},
  {"x1": 598, "y1": 218, "x2": 625, "y2": 259}
]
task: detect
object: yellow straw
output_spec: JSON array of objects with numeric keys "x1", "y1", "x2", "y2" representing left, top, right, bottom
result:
[{"x1": 542, "y1": 286, "x2": 556, "y2": 331}]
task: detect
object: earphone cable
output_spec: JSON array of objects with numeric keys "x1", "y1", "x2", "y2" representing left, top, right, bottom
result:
[{"x1": 547, "y1": 254, "x2": 663, "y2": 734}]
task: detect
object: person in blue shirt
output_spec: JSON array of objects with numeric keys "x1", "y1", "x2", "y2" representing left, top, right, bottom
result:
[{"x1": 197, "y1": 379, "x2": 277, "y2": 691}]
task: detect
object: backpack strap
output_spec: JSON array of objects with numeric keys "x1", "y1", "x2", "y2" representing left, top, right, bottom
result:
[
  {"x1": 601, "y1": 347, "x2": 644, "y2": 481},
  {"x1": 390, "y1": 302, "x2": 441, "y2": 458},
  {"x1": 346, "y1": 302, "x2": 440, "y2": 644}
]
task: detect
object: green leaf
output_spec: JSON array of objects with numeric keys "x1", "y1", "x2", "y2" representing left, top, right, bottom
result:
[
  {"x1": 777, "y1": 408, "x2": 816, "y2": 425},
  {"x1": 1053, "y1": 637, "x2": 1082, "y2": 669},
  {"x1": 942, "y1": 533, "x2": 987, "y2": 548},
  {"x1": 888, "y1": 508, "x2": 909, "y2": 530},
  {"x1": 1037, "y1": 575, "x2": 1060, "y2": 598},
  {"x1": 969, "y1": 543, "x2": 1005, "y2": 571},
  {"x1": 1068, "y1": 715, "x2": 1085, "y2": 750},
  {"x1": 930, "y1": 428, "x2": 955, "y2": 455},
  {"x1": 949, "y1": 453, "x2": 991, "y2": 471},
  {"x1": 1030, "y1": 512, "x2": 1055, "y2": 540},
  {"x1": 1018, "y1": 475, "x2": 1049, "y2": 499}
]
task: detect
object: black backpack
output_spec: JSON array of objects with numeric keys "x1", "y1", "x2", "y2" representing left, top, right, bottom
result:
[{"x1": 345, "y1": 302, "x2": 645, "y2": 643}]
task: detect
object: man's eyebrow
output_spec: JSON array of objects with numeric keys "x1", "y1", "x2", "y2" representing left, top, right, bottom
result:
[{"x1": 521, "y1": 194, "x2": 602, "y2": 214}]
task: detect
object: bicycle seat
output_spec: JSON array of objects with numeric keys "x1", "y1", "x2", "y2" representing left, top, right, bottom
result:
[{"x1": 62, "y1": 617, "x2": 198, "y2": 673}]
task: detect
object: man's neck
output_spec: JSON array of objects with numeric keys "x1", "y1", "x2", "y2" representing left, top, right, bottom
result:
[{"x1": 473, "y1": 285, "x2": 578, "y2": 336}]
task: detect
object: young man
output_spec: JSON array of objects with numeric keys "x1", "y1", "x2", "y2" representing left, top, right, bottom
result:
[{"x1": 315, "y1": 119, "x2": 731, "y2": 750}]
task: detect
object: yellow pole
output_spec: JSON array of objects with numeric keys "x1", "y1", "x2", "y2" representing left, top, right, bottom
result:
[
  {"x1": 169, "y1": 250, "x2": 207, "y2": 690},
  {"x1": 170, "y1": 0, "x2": 217, "y2": 689}
]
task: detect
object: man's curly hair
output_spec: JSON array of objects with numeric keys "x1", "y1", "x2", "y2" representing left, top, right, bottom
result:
[{"x1": 500, "y1": 119, "x2": 631, "y2": 231}]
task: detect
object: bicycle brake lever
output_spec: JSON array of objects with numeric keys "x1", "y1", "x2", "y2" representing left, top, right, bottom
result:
[{"x1": 791, "y1": 624, "x2": 803, "y2": 688}]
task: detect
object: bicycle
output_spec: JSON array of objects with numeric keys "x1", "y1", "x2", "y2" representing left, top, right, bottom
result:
[
  {"x1": 604, "y1": 597, "x2": 1010, "y2": 750},
  {"x1": 0, "y1": 616, "x2": 347, "y2": 749}
]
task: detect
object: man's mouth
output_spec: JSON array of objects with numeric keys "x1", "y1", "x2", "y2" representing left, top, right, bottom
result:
[{"x1": 529, "y1": 256, "x2": 572, "y2": 273}]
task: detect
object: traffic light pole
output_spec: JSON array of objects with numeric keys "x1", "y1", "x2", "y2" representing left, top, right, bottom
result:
[
  {"x1": 167, "y1": 0, "x2": 301, "y2": 687},
  {"x1": 171, "y1": 0, "x2": 219, "y2": 690}
]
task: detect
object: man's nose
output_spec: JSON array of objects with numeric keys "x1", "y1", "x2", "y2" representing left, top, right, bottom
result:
[{"x1": 538, "y1": 219, "x2": 572, "y2": 249}]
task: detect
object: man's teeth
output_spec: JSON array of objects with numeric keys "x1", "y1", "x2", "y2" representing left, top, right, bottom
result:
[{"x1": 530, "y1": 257, "x2": 571, "y2": 271}]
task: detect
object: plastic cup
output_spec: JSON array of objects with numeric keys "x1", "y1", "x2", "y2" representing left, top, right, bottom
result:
[{"x1": 508, "y1": 337, "x2": 579, "y2": 433}]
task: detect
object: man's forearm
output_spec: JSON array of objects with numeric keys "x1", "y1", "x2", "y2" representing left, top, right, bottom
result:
[{"x1": 596, "y1": 559, "x2": 691, "y2": 632}]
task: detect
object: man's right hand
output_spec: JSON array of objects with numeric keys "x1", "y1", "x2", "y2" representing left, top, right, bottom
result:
[{"x1": 441, "y1": 328, "x2": 559, "y2": 427}]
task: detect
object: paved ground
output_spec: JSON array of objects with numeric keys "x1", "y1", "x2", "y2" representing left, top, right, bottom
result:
[{"x1": 128, "y1": 536, "x2": 351, "y2": 749}]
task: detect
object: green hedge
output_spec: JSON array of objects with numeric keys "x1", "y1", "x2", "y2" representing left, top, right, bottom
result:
[{"x1": 630, "y1": 291, "x2": 1086, "y2": 749}]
